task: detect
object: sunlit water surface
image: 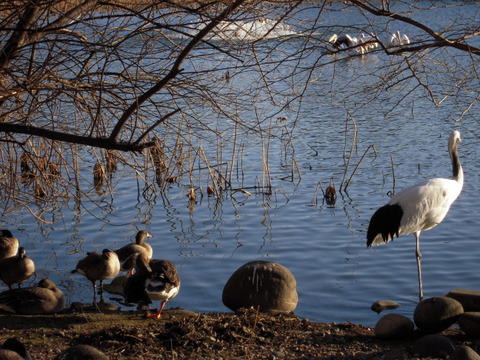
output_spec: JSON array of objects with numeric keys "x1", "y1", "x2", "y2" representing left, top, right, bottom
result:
[{"x1": 1, "y1": 2, "x2": 480, "y2": 326}]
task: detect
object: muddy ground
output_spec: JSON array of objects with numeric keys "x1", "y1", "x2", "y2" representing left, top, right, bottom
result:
[{"x1": 0, "y1": 306, "x2": 475, "y2": 359}]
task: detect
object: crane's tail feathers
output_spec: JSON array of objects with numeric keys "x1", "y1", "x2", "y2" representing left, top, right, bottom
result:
[
  {"x1": 368, "y1": 234, "x2": 395, "y2": 247},
  {"x1": 366, "y1": 204, "x2": 403, "y2": 247}
]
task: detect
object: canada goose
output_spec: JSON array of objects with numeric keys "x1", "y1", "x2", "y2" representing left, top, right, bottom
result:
[
  {"x1": 0, "y1": 278, "x2": 64, "y2": 314},
  {"x1": 115, "y1": 231, "x2": 153, "y2": 274},
  {"x1": 0, "y1": 247, "x2": 35, "y2": 290},
  {"x1": 0, "y1": 338, "x2": 32, "y2": 360},
  {"x1": 54, "y1": 344, "x2": 108, "y2": 360},
  {"x1": 71, "y1": 249, "x2": 120, "y2": 304},
  {"x1": 123, "y1": 256, "x2": 180, "y2": 319},
  {"x1": 0, "y1": 230, "x2": 19, "y2": 261}
]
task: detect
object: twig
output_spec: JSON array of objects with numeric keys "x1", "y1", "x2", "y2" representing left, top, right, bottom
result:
[{"x1": 343, "y1": 144, "x2": 376, "y2": 192}]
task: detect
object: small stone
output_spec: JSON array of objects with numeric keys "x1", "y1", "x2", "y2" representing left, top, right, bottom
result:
[
  {"x1": 96, "y1": 301, "x2": 120, "y2": 312},
  {"x1": 371, "y1": 300, "x2": 400, "y2": 313},
  {"x1": 414, "y1": 296, "x2": 464, "y2": 333},
  {"x1": 374, "y1": 313, "x2": 414, "y2": 339},
  {"x1": 54, "y1": 344, "x2": 108, "y2": 360},
  {"x1": 447, "y1": 289, "x2": 480, "y2": 312},
  {"x1": 222, "y1": 260, "x2": 298, "y2": 313},
  {"x1": 452, "y1": 345, "x2": 480, "y2": 360},
  {"x1": 413, "y1": 334, "x2": 455, "y2": 358},
  {"x1": 458, "y1": 312, "x2": 480, "y2": 337}
]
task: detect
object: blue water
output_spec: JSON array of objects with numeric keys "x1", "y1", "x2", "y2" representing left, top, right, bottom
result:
[{"x1": 1, "y1": 2, "x2": 480, "y2": 327}]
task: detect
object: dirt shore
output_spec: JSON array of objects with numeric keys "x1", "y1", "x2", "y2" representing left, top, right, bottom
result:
[{"x1": 0, "y1": 306, "x2": 472, "y2": 359}]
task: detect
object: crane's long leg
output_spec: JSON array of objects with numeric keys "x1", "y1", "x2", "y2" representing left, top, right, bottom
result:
[
  {"x1": 415, "y1": 231, "x2": 423, "y2": 301},
  {"x1": 91, "y1": 280, "x2": 97, "y2": 305}
]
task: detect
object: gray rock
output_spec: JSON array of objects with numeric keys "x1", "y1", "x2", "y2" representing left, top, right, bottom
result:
[
  {"x1": 371, "y1": 300, "x2": 400, "y2": 314},
  {"x1": 414, "y1": 296, "x2": 464, "y2": 333},
  {"x1": 222, "y1": 260, "x2": 298, "y2": 313},
  {"x1": 447, "y1": 289, "x2": 480, "y2": 312},
  {"x1": 452, "y1": 345, "x2": 480, "y2": 360},
  {"x1": 55, "y1": 344, "x2": 108, "y2": 360},
  {"x1": 413, "y1": 334, "x2": 455, "y2": 358},
  {"x1": 374, "y1": 313, "x2": 414, "y2": 339},
  {"x1": 458, "y1": 312, "x2": 480, "y2": 337}
]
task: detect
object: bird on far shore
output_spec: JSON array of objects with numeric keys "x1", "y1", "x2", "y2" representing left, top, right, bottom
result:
[
  {"x1": 328, "y1": 33, "x2": 358, "y2": 50},
  {"x1": 388, "y1": 30, "x2": 410, "y2": 47},
  {"x1": 71, "y1": 249, "x2": 120, "y2": 304},
  {"x1": 367, "y1": 130, "x2": 463, "y2": 300}
]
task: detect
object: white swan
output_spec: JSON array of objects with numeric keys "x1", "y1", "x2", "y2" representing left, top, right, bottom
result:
[
  {"x1": 328, "y1": 33, "x2": 358, "y2": 49},
  {"x1": 388, "y1": 30, "x2": 410, "y2": 47},
  {"x1": 213, "y1": 18, "x2": 296, "y2": 41},
  {"x1": 359, "y1": 33, "x2": 379, "y2": 54}
]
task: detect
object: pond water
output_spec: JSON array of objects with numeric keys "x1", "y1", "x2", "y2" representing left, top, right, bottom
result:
[{"x1": 1, "y1": 2, "x2": 480, "y2": 327}]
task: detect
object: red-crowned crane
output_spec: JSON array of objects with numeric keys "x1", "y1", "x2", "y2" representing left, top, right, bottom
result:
[{"x1": 367, "y1": 130, "x2": 463, "y2": 300}]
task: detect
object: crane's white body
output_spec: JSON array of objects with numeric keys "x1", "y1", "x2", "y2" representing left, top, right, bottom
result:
[{"x1": 369, "y1": 177, "x2": 462, "y2": 246}]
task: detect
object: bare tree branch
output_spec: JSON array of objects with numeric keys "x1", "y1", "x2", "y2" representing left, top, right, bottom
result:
[
  {"x1": 348, "y1": 0, "x2": 480, "y2": 55},
  {"x1": 0, "y1": 122, "x2": 153, "y2": 152},
  {"x1": 108, "y1": 0, "x2": 247, "y2": 141}
]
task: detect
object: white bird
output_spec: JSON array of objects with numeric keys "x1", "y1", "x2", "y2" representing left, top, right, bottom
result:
[
  {"x1": 367, "y1": 130, "x2": 463, "y2": 300},
  {"x1": 328, "y1": 33, "x2": 358, "y2": 50},
  {"x1": 389, "y1": 30, "x2": 410, "y2": 47},
  {"x1": 359, "y1": 33, "x2": 379, "y2": 53}
]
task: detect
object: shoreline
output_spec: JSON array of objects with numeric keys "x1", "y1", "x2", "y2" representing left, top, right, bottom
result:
[{"x1": 0, "y1": 306, "x2": 470, "y2": 359}]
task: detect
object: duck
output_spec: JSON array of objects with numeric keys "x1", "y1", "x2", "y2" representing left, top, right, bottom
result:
[
  {"x1": 54, "y1": 344, "x2": 108, "y2": 360},
  {"x1": 71, "y1": 249, "x2": 120, "y2": 304},
  {"x1": 114, "y1": 230, "x2": 153, "y2": 275},
  {"x1": 0, "y1": 247, "x2": 35, "y2": 290},
  {"x1": 0, "y1": 338, "x2": 32, "y2": 360},
  {"x1": 0, "y1": 278, "x2": 64, "y2": 314},
  {"x1": 123, "y1": 254, "x2": 180, "y2": 319},
  {"x1": 0, "y1": 230, "x2": 19, "y2": 261}
]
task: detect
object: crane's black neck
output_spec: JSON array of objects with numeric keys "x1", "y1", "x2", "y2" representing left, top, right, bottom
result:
[{"x1": 450, "y1": 143, "x2": 463, "y2": 183}]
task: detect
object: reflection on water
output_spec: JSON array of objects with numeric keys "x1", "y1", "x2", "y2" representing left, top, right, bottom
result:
[{"x1": 1, "y1": 3, "x2": 480, "y2": 326}]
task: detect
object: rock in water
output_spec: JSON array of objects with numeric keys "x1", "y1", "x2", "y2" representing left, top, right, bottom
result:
[
  {"x1": 413, "y1": 334, "x2": 455, "y2": 358},
  {"x1": 374, "y1": 313, "x2": 414, "y2": 339},
  {"x1": 222, "y1": 260, "x2": 298, "y2": 313},
  {"x1": 371, "y1": 300, "x2": 399, "y2": 313},
  {"x1": 458, "y1": 312, "x2": 480, "y2": 337},
  {"x1": 414, "y1": 296, "x2": 464, "y2": 333}
]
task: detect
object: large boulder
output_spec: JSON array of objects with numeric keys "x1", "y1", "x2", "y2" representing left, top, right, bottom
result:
[
  {"x1": 452, "y1": 345, "x2": 480, "y2": 360},
  {"x1": 222, "y1": 261, "x2": 298, "y2": 313},
  {"x1": 413, "y1": 334, "x2": 455, "y2": 358},
  {"x1": 447, "y1": 289, "x2": 480, "y2": 312},
  {"x1": 414, "y1": 296, "x2": 464, "y2": 333},
  {"x1": 374, "y1": 313, "x2": 414, "y2": 339},
  {"x1": 458, "y1": 312, "x2": 480, "y2": 337}
]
